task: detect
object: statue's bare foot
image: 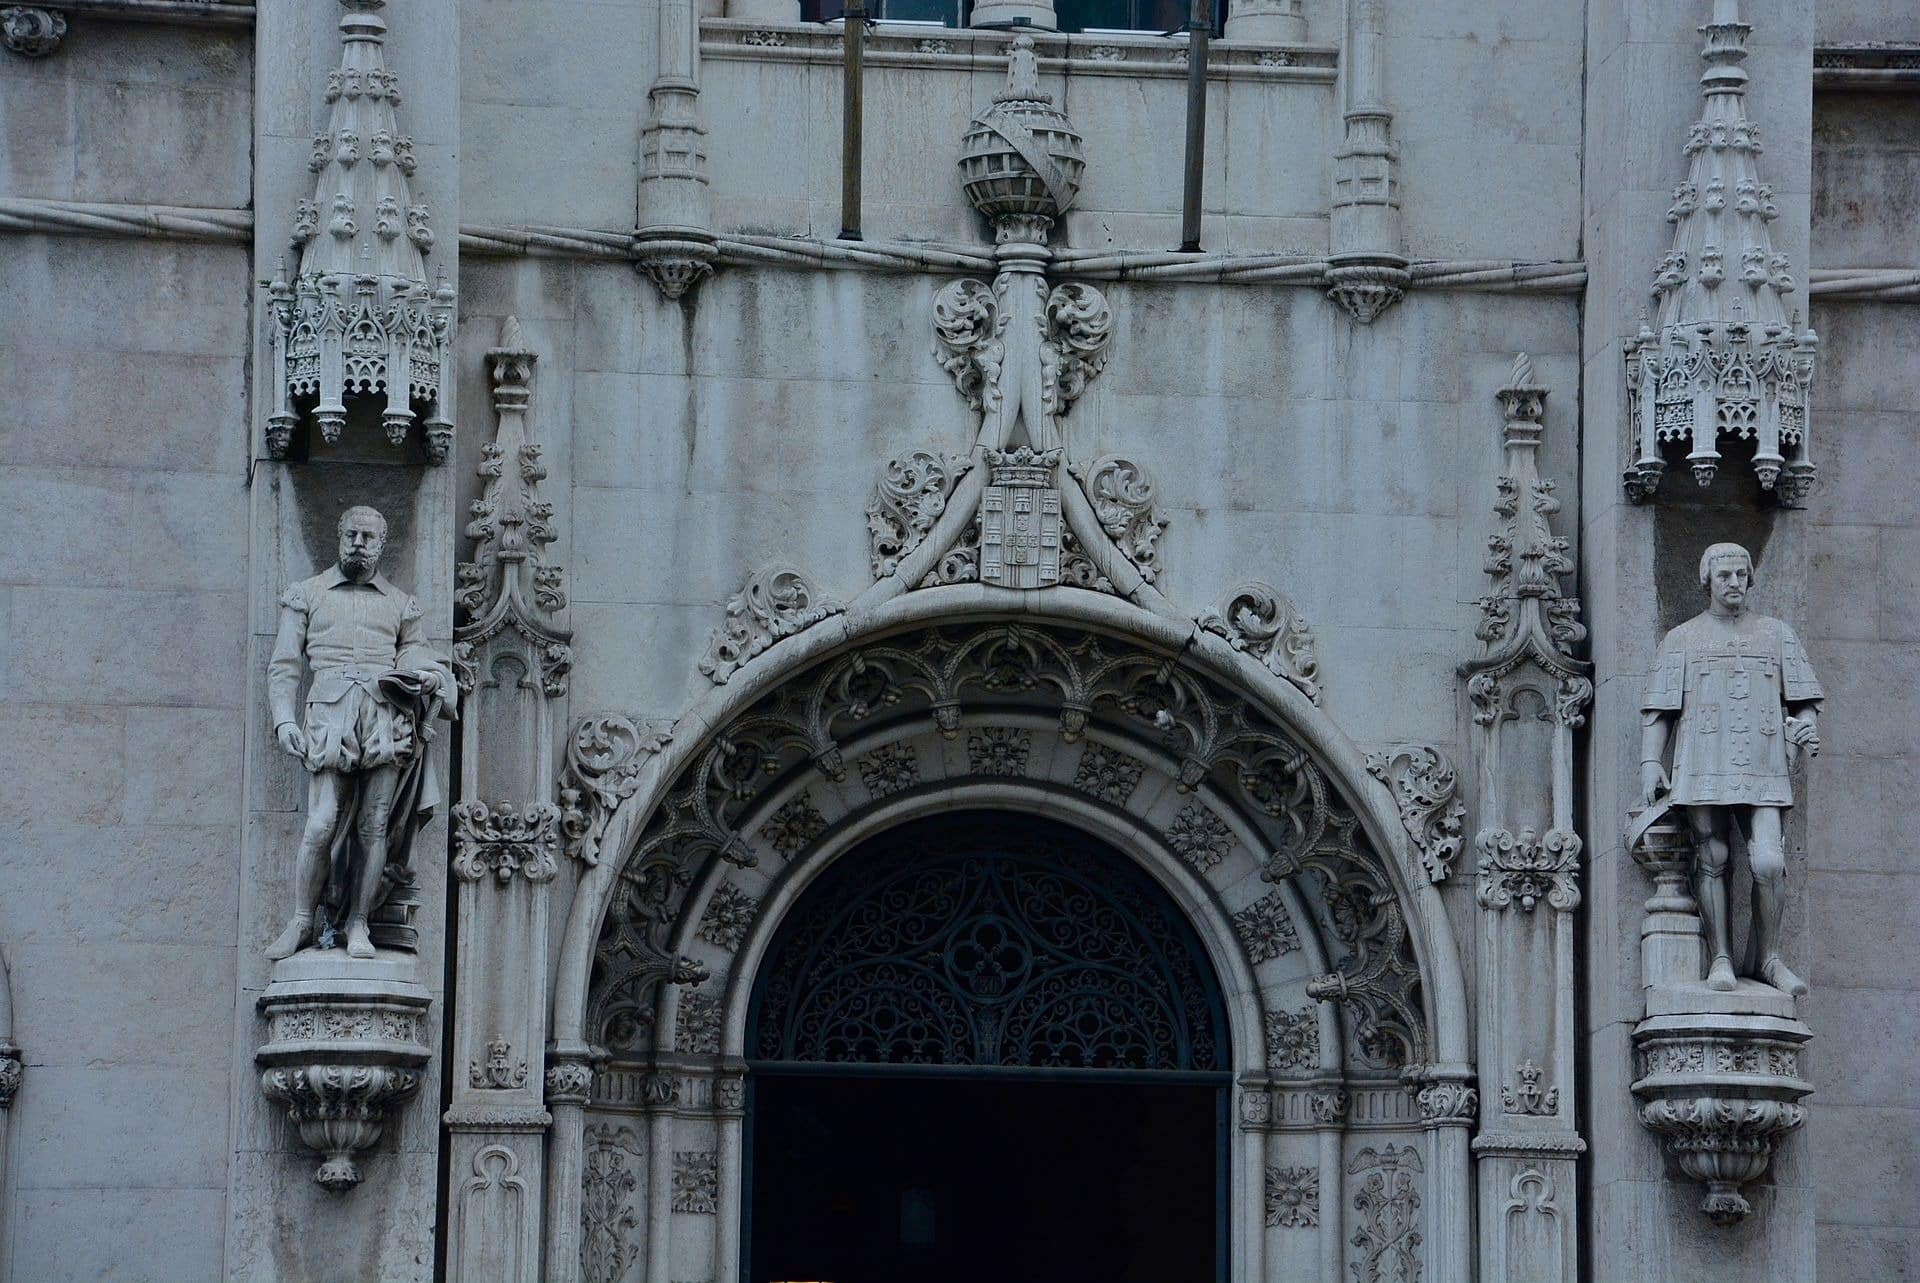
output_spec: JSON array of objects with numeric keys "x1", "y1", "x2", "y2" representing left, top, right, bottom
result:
[
  {"x1": 1706, "y1": 955, "x2": 1737, "y2": 992},
  {"x1": 265, "y1": 916, "x2": 310, "y2": 961},
  {"x1": 1762, "y1": 956, "x2": 1808, "y2": 998},
  {"x1": 346, "y1": 918, "x2": 375, "y2": 960}
]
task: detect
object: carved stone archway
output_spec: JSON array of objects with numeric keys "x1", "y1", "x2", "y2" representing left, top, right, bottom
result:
[{"x1": 546, "y1": 586, "x2": 1473, "y2": 1283}]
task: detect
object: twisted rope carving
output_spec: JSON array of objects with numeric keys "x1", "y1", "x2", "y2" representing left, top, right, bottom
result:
[{"x1": 0, "y1": 198, "x2": 251, "y2": 243}]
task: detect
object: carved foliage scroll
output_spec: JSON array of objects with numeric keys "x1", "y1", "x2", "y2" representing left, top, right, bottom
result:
[
  {"x1": 1366, "y1": 746, "x2": 1467, "y2": 883},
  {"x1": 1199, "y1": 582, "x2": 1321, "y2": 703}
]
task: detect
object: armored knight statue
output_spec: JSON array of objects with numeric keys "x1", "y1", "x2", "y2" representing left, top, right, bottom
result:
[
  {"x1": 1641, "y1": 542, "x2": 1822, "y2": 997},
  {"x1": 266, "y1": 506, "x2": 456, "y2": 961}
]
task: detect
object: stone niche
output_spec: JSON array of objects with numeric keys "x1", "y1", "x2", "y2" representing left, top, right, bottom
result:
[{"x1": 1626, "y1": 810, "x2": 1812, "y2": 1225}]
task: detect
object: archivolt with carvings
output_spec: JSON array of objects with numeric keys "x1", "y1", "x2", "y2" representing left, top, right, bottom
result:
[{"x1": 580, "y1": 617, "x2": 1429, "y2": 1074}]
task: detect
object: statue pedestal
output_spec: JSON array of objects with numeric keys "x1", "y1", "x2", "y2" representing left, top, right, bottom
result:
[
  {"x1": 1631, "y1": 993, "x2": 1812, "y2": 1226},
  {"x1": 256, "y1": 949, "x2": 434, "y2": 1192},
  {"x1": 1627, "y1": 806, "x2": 1813, "y2": 1226}
]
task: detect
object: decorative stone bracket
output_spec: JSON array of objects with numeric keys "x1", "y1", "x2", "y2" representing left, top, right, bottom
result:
[
  {"x1": 256, "y1": 953, "x2": 433, "y2": 1192},
  {"x1": 1627, "y1": 808, "x2": 1812, "y2": 1224},
  {"x1": 1, "y1": 6, "x2": 65, "y2": 56}
]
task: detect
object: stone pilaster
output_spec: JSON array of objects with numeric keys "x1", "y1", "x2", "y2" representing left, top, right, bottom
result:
[
  {"x1": 1581, "y1": 3, "x2": 1817, "y2": 1279},
  {"x1": 229, "y1": 0, "x2": 459, "y2": 1278}
]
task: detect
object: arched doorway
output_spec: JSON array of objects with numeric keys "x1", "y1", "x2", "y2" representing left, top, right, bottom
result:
[
  {"x1": 744, "y1": 810, "x2": 1231, "y2": 1283},
  {"x1": 551, "y1": 598, "x2": 1475, "y2": 1283}
]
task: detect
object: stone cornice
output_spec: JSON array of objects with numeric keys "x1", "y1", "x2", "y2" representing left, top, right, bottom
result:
[{"x1": 700, "y1": 19, "x2": 1338, "y2": 84}]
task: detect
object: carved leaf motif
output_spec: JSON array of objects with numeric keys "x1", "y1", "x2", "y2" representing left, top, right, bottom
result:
[
  {"x1": 1043, "y1": 282, "x2": 1114, "y2": 415},
  {"x1": 1365, "y1": 746, "x2": 1468, "y2": 883},
  {"x1": 1198, "y1": 583, "x2": 1321, "y2": 703},
  {"x1": 699, "y1": 565, "x2": 842, "y2": 686},
  {"x1": 559, "y1": 715, "x2": 674, "y2": 865},
  {"x1": 867, "y1": 451, "x2": 965, "y2": 579},
  {"x1": 1076, "y1": 456, "x2": 1169, "y2": 584},
  {"x1": 931, "y1": 278, "x2": 1004, "y2": 414}
]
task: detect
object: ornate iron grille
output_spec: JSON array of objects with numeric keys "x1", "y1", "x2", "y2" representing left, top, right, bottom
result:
[{"x1": 751, "y1": 813, "x2": 1227, "y2": 1071}]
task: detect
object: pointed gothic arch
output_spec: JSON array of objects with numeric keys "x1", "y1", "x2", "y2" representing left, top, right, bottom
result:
[{"x1": 546, "y1": 584, "x2": 1473, "y2": 1283}]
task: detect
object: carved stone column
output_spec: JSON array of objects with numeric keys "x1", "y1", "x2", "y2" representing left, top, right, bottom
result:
[
  {"x1": 1325, "y1": 0, "x2": 1408, "y2": 322},
  {"x1": 443, "y1": 318, "x2": 573, "y2": 1283},
  {"x1": 634, "y1": 0, "x2": 715, "y2": 296},
  {"x1": 1460, "y1": 356, "x2": 1589, "y2": 1283}
]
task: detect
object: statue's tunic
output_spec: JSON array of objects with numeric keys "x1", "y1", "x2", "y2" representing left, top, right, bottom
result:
[
  {"x1": 1643, "y1": 612, "x2": 1822, "y2": 807},
  {"x1": 269, "y1": 568, "x2": 443, "y2": 773}
]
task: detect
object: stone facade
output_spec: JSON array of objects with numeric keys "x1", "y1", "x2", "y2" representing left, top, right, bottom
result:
[{"x1": 0, "y1": 0, "x2": 1915, "y2": 1280}]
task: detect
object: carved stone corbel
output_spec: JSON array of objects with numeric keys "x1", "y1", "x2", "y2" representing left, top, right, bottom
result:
[
  {"x1": 256, "y1": 957, "x2": 434, "y2": 1192},
  {"x1": 0, "y1": 6, "x2": 65, "y2": 57}
]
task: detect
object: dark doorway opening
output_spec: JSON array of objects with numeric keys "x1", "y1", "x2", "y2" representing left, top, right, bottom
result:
[{"x1": 747, "y1": 1070, "x2": 1224, "y2": 1283}]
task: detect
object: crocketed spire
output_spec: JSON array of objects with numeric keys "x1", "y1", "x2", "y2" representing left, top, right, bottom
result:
[
  {"x1": 266, "y1": 0, "x2": 455, "y2": 463},
  {"x1": 1624, "y1": 0, "x2": 1818, "y2": 505}
]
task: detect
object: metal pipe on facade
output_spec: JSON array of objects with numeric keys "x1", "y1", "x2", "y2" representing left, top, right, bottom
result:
[
  {"x1": 840, "y1": 0, "x2": 869, "y2": 240},
  {"x1": 1178, "y1": 0, "x2": 1212, "y2": 251}
]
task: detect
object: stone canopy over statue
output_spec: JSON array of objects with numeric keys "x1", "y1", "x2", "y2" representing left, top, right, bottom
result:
[
  {"x1": 266, "y1": 506, "x2": 456, "y2": 961},
  {"x1": 1640, "y1": 542, "x2": 1822, "y2": 997}
]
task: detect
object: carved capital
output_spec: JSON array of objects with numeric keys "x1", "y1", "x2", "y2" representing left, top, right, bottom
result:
[{"x1": 543, "y1": 1059, "x2": 594, "y2": 1107}]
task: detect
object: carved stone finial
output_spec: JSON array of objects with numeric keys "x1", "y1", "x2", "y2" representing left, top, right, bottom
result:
[
  {"x1": 959, "y1": 36, "x2": 1084, "y2": 244},
  {"x1": 455, "y1": 318, "x2": 572, "y2": 698},
  {"x1": 1, "y1": 6, "x2": 66, "y2": 57},
  {"x1": 1509, "y1": 351, "x2": 1535, "y2": 388}
]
